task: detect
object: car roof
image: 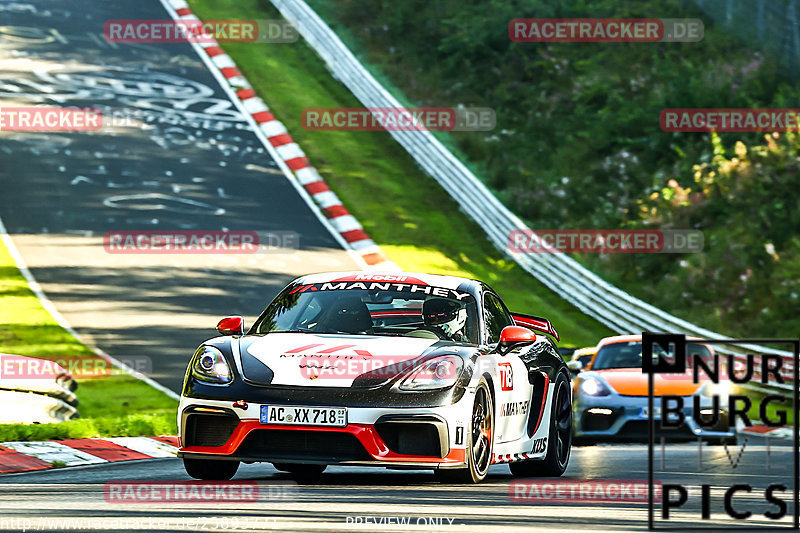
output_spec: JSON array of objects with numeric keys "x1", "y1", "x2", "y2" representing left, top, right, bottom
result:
[
  {"x1": 596, "y1": 334, "x2": 715, "y2": 354},
  {"x1": 295, "y1": 271, "x2": 480, "y2": 291},
  {"x1": 597, "y1": 335, "x2": 644, "y2": 347}
]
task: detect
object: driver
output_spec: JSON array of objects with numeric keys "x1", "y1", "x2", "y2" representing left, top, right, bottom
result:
[{"x1": 421, "y1": 298, "x2": 468, "y2": 341}]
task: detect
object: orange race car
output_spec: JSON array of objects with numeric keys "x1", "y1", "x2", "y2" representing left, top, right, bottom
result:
[{"x1": 571, "y1": 335, "x2": 736, "y2": 444}]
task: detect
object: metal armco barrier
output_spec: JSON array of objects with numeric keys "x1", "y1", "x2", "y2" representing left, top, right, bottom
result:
[{"x1": 0, "y1": 354, "x2": 79, "y2": 423}]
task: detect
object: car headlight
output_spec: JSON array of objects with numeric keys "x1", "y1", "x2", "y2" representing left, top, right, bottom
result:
[
  {"x1": 190, "y1": 346, "x2": 232, "y2": 384},
  {"x1": 700, "y1": 380, "x2": 732, "y2": 398},
  {"x1": 579, "y1": 376, "x2": 611, "y2": 396},
  {"x1": 399, "y1": 355, "x2": 462, "y2": 391}
]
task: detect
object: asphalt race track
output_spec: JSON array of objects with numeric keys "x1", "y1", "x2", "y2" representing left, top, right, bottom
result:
[
  {"x1": 0, "y1": 437, "x2": 794, "y2": 531},
  {"x1": 0, "y1": 1, "x2": 797, "y2": 532},
  {"x1": 0, "y1": 0, "x2": 357, "y2": 392}
]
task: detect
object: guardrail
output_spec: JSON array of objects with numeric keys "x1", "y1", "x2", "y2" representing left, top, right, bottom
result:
[
  {"x1": 0, "y1": 390, "x2": 78, "y2": 424},
  {"x1": 270, "y1": 0, "x2": 796, "y2": 392},
  {"x1": 0, "y1": 353, "x2": 79, "y2": 423}
]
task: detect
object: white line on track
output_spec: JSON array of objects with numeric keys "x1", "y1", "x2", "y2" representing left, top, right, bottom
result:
[{"x1": 0, "y1": 217, "x2": 180, "y2": 400}]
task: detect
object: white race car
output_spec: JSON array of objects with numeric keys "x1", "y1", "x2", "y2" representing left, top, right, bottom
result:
[{"x1": 177, "y1": 272, "x2": 571, "y2": 483}]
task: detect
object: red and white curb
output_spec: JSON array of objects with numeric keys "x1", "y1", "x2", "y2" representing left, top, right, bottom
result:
[
  {"x1": 0, "y1": 436, "x2": 179, "y2": 474},
  {"x1": 162, "y1": 0, "x2": 397, "y2": 270},
  {"x1": 740, "y1": 425, "x2": 793, "y2": 440},
  {"x1": 491, "y1": 452, "x2": 536, "y2": 465}
]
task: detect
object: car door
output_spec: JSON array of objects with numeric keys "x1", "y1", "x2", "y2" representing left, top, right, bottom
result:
[{"x1": 483, "y1": 292, "x2": 532, "y2": 443}]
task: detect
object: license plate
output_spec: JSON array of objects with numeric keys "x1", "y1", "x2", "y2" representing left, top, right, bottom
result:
[
  {"x1": 640, "y1": 406, "x2": 662, "y2": 419},
  {"x1": 260, "y1": 405, "x2": 347, "y2": 427}
]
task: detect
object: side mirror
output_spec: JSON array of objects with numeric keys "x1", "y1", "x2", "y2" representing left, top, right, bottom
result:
[
  {"x1": 566, "y1": 360, "x2": 583, "y2": 374},
  {"x1": 497, "y1": 325, "x2": 536, "y2": 355},
  {"x1": 216, "y1": 316, "x2": 244, "y2": 336}
]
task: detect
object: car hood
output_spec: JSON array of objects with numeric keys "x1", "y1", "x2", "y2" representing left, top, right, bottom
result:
[
  {"x1": 590, "y1": 368, "x2": 703, "y2": 396},
  {"x1": 242, "y1": 333, "x2": 444, "y2": 387}
]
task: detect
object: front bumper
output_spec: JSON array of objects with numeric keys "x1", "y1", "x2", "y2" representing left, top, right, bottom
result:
[
  {"x1": 177, "y1": 396, "x2": 470, "y2": 469},
  {"x1": 573, "y1": 393, "x2": 736, "y2": 441}
]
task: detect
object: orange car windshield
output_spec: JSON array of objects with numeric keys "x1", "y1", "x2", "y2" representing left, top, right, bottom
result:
[
  {"x1": 592, "y1": 341, "x2": 713, "y2": 371},
  {"x1": 592, "y1": 341, "x2": 660, "y2": 370}
]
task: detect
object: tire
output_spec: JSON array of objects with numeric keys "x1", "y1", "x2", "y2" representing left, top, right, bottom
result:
[
  {"x1": 183, "y1": 458, "x2": 239, "y2": 480},
  {"x1": 510, "y1": 372, "x2": 572, "y2": 477},
  {"x1": 272, "y1": 463, "x2": 326, "y2": 480},
  {"x1": 435, "y1": 379, "x2": 493, "y2": 484}
]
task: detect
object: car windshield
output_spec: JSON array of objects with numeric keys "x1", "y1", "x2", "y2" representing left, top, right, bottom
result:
[
  {"x1": 592, "y1": 341, "x2": 714, "y2": 370},
  {"x1": 687, "y1": 342, "x2": 713, "y2": 364},
  {"x1": 592, "y1": 340, "x2": 714, "y2": 370},
  {"x1": 251, "y1": 283, "x2": 479, "y2": 344},
  {"x1": 591, "y1": 341, "x2": 666, "y2": 370}
]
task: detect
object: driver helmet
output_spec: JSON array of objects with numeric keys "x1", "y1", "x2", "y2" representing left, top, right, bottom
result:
[{"x1": 422, "y1": 298, "x2": 467, "y2": 338}]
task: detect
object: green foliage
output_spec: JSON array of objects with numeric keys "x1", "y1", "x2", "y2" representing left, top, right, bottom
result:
[
  {"x1": 307, "y1": 0, "x2": 800, "y2": 337},
  {"x1": 619, "y1": 133, "x2": 800, "y2": 336}
]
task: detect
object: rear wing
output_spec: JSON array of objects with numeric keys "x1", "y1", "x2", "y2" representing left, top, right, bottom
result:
[{"x1": 511, "y1": 313, "x2": 560, "y2": 342}]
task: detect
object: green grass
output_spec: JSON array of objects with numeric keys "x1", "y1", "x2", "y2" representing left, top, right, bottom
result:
[
  {"x1": 0, "y1": 414, "x2": 177, "y2": 442},
  {"x1": 187, "y1": 0, "x2": 612, "y2": 348},
  {"x1": 0, "y1": 240, "x2": 177, "y2": 441},
  {"x1": 746, "y1": 388, "x2": 794, "y2": 427}
]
